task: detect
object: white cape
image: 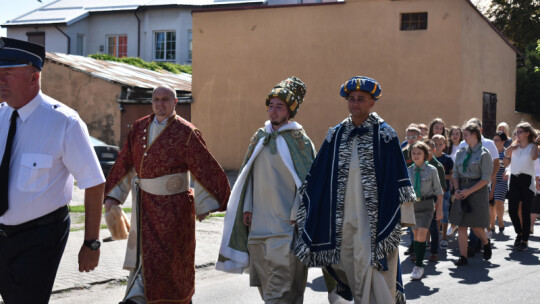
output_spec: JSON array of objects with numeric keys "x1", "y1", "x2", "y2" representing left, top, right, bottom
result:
[{"x1": 216, "y1": 121, "x2": 303, "y2": 273}]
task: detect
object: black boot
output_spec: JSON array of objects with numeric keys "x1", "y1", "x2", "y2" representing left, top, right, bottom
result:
[
  {"x1": 483, "y1": 239, "x2": 492, "y2": 260},
  {"x1": 454, "y1": 256, "x2": 468, "y2": 266}
]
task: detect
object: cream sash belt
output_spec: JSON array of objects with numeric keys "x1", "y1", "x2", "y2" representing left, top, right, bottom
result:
[
  {"x1": 135, "y1": 173, "x2": 190, "y2": 195},
  {"x1": 124, "y1": 172, "x2": 190, "y2": 271}
]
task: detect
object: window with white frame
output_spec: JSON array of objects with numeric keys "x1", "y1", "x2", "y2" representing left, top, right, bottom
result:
[
  {"x1": 154, "y1": 31, "x2": 176, "y2": 61},
  {"x1": 107, "y1": 35, "x2": 127, "y2": 57}
]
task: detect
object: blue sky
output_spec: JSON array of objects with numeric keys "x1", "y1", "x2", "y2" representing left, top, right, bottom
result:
[{"x1": 0, "y1": 0, "x2": 55, "y2": 37}]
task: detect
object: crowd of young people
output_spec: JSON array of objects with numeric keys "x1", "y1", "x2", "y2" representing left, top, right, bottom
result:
[{"x1": 401, "y1": 118, "x2": 540, "y2": 280}]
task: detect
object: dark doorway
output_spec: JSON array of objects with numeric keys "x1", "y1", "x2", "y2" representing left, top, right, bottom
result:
[
  {"x1": 118, "y1": 102, "x2": 191, "y2": 147},
  {"x1": 482, "y1": 92, "x2": 497, "y2": 138}
]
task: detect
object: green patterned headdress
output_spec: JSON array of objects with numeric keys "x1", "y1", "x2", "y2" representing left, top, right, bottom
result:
[{"x1": 266, "y1": 76, "x2": 306, "y2": 119}]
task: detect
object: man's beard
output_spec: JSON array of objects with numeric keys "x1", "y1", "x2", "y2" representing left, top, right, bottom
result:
[{"x1": 271, "y1": 116, "x2": 288, "y2": 126}]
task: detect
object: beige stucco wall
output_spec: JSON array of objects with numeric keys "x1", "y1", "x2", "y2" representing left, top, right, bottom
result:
[
  {"x1": 42, "y1": 62, "x2": 122, "y2": 145},
  {"x1": 460, "y1": 1, "x2": 521, "y2": 129},
  {"x1": 192, "y1": 0, "x2": 518, "y2": 170}
]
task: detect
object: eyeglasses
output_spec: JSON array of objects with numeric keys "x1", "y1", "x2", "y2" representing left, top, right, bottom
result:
[
  {"x1": 493, "y1": 138, "x2": 501, "y2": 142},
  {"x1": 347, "y1": 96, "x2": 372, "y2": 103},
  {"x1": 515, "y1": 130, "x2": 526, "y2": 135},
  {"x1": 405, "y1": 135, "x2": 418, "y2": 140}
]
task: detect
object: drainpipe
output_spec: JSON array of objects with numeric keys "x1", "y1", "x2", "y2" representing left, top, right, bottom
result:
[
  {"x1": 55, "y1": 25, "x2": 70, "y2": 54},
  {"x1": 134, "y1": 7, "x2": 141, "y2": 57}
]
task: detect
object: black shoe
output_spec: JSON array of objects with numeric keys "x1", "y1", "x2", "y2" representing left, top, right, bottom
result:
[
  {"x1": 467, "y1": 245, "x2": 475, "y2": 257},
  {"x1": 454, "y1": 256, "x2": 468, "y2": 266},
  {"x1": 514, "y1": 234, "x2": 522, "y2": 248},
  {"x1": 404, "y1": 245, "x2": 414, "y2": 255},
  {"x1": 475, "y1": 239, "x2": 482, "y2": 253},
  {"x1": 499, "y1": 226, "x2": 505, "y2": 233},
  {"x1": 483, "y1": 239, "x2": 492, "y2": 260},
  {"x1": 517, "y1": 241, "x2": 529, "y2": 251}
]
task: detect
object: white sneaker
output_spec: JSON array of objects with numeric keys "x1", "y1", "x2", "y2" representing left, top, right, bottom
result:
[
  {"x1": 411, "y1": 266, "x2": 424, "y2": 280},
  {"x1": 440, "y1": 239, "x2": 449, "y2": 249}
]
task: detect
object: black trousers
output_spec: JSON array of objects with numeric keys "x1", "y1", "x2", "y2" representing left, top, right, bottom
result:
[
  {"x1": 508, "y1": 173, "x2": 534, "y2": 242},
  {"x1": 0, "y1": 215, "x2": 70, "y2": 304},
  {"x1": 428, "y1": 210, "x2": 439, "y2": 254}
]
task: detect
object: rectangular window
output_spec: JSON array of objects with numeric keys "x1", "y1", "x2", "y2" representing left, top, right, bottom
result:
[
  {"x1": 188, "y1": 30, "x2": 192, "y2": 62},
  {"x1": 107, "y1": 35, "x2": 127, "y2": 57},
  {"x1": 76, "y1": 34, "x2": 84, "y2": 56},
  {"x1": 27, "y1": 32, "x2": 45, "y2": 46},
  {"x1": 154, "y1": 31, "x2": 176, "y2": 61},
  {"x1": 400, "y1": 13, "x2": 428, "y2": 31}
]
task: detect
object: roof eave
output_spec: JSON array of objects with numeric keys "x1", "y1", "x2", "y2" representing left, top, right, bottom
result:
[{"x1": 465, "y1": 0, "x2": 523, "y2": 58}]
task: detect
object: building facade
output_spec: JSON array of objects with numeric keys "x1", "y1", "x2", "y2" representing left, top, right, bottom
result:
[
  {"x1": 2, "y1": 0, "x2": 265, "y2": 65},
  {"x1": 42, "y1": 52, "x2": 192, "y2": 146},
  {"x1": 191, "y1": 0, "x2": 522, "y2": 170}
]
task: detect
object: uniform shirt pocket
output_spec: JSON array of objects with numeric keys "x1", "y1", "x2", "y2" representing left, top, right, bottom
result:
[
  {"x1": 469, "y1": 159, "x2": 481, "y2": 172},
  {"x1": 420, "y1": 176, "x2": 433, "y2": 195},
  {"x1": 17, "y1": 153, "x2": 53, "y2": 192}
]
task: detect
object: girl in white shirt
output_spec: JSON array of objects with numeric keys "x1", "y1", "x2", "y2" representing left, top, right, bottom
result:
[
  {"x1": 505, "y1": 122, "x2": 539, "y2": 251},
  {"x1": 446, "y1": 126, "x2": 463, "y2": 162}
]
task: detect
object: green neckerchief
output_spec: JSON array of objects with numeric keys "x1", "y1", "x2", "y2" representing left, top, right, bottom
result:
[
  {"x1": 462, "y1": 143, "x2": 482, "y2": 173},
  {"x1": 262, "y1": 131, "x2": 284, "y2": 154},
  {"x1": 414, "y1": 164, "x2": 422, "y2": 198}
]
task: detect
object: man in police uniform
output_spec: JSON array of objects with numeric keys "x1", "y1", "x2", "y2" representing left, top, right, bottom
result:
[{"x1": 0, "y1": 37, "x2": 105, "y2": 303}]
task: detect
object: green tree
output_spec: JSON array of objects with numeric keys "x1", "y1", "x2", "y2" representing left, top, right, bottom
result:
[
  {"x1": 516, "y1": 40, "x2": 540, "y2": 121},
  {"x1": 488, "y1": 1, "x2": 540, "y2": 120},
  {"x1": 488, "y1": 0, "x2": 540, "y2": 53}
]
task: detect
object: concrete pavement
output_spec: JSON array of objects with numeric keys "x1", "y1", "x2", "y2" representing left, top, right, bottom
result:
[
  {"x1": 53, "y1": 215, "x2": 224, "y2": 293},
  {"x1": 52, "y1": 172, "x2": 238, "y2": 294}
]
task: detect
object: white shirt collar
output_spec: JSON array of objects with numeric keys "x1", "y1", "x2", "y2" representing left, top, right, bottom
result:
[
  {"x1": 10, "y1": 91, "x2": 41, "y2": 123},
  {"x1": 153, "y1": 112, "x2": 176, "y2": 125}
]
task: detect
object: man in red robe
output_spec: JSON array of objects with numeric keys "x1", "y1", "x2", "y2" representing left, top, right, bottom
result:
[{"x1": 104, "y1": 85, "x2": 231, "y2": 304}]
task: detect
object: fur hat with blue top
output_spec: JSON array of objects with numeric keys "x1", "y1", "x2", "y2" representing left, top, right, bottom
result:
[
  {"x1": 340, "y1": 76, "x2": 382, "y2": 101},
  {"x1": 0, "y1": 37, "x2": 45, "y2": 70}
]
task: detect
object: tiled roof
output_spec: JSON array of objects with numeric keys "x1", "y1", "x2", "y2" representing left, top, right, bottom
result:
[{"x1": 46, "y1": 52, "x2": 192, "y2": 92}]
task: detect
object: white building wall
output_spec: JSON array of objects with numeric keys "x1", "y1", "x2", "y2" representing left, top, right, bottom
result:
[
  {"x1": 7, "y1": 26, "x2": 70, "y2": 53},
  {"x1": 140, "y1": 8, "x2": 192, "y2": 64},
  {"x1": 65, "y1": 19, "x2": 89, "y2": 56},
  {"x1": 86, "y1": 13, "x2": 139, "y2": 57},
  {"x1": 7, "y1": 7, "x2": 194, "y2": 64}
]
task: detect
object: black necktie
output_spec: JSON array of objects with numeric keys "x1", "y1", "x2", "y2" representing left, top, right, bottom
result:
[{"x1": 0, "y1": 110, "x2": 18, "y2": 216}]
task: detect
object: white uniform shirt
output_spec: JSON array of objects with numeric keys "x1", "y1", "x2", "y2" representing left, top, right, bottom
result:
[
  {"x1": 458, "y1": 137, "x2": 499, "y2": 160},
  {"x1": 0, "y1": 92, "x2": 105, "y2": 225}
]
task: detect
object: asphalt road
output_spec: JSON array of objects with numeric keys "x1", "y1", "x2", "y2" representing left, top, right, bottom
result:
[{"x1": 49, "y1": 217, "x2": 540, "y2": 304}]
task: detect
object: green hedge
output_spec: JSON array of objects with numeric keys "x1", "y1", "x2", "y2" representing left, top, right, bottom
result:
[{"x1": 89, "y1": 54, "x2": 192, "y2": 74}]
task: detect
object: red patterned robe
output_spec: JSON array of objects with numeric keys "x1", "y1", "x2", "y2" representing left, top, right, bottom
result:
[{"x1": 105, "y1": 114, "x2": 230, "y2": 303}]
